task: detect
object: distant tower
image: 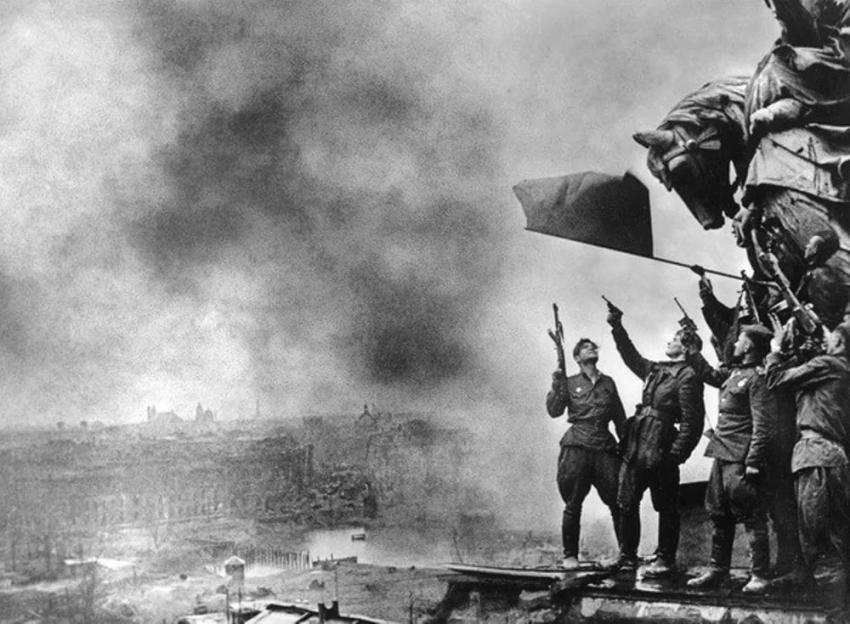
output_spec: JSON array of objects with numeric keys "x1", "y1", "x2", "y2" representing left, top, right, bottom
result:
[
  {"x1": 359, "y1": 403, "x2": 378, "y2": 426},
  {"x1": 255, "y1": 398, "x2": 261, "y2": 419}
]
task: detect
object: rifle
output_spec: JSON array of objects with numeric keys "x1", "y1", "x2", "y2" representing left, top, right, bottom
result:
[
  {"x1": 674, "y1": 297, "x2": 698, "y2": 332},
  {"x1": 740, "y1": 271, "x2": 762, "y2": 324},
  {"x1": 548, "y1": 303, "x2": 566, "y2": 373},
  {"x1": 759, "y1": 251, "x2": 820, "y2": 335}
]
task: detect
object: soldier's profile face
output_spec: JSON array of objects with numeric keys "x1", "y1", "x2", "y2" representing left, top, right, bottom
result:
[
  {"x1": 665, "y1": 332, "x2": 685, "y2": 358},
  {"x1": 732, "y1": 333, "x2": 752, "y2": 359}
]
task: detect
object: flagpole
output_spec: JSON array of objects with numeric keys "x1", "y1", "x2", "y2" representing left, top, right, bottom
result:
[
  {"x1": 638, "y1": 253, "x2": 741, "y2": 281},
  {"x1": 525, "y1": 229, "x2": 743, "y2": 281}
]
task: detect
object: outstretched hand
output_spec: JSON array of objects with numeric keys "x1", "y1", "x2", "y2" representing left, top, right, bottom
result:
[
  {"x1": 768, "y1": 313, "x2": 793, "y2": 353},
  {"x1": 607, "y1": 308, "x2": 623, "y2": 327}
]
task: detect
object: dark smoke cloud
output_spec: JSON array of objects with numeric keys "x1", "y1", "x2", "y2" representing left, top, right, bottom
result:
[
  {"x1": 114, "y1": 0, "x2": 507, "y2": 409},
  {"x1": 0, "y1": 1, "x2": 779, "y2": 537}
]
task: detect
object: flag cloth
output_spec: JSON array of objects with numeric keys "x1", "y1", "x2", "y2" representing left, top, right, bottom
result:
[{"x1": 513, "y1": 171, "x2": 653, "y2": 257}]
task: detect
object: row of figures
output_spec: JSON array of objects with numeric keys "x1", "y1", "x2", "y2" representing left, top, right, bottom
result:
[
  {"x1": 547, "y1": 3, "x2": 850, "y2": 620},
  {"x1": 547, "y1": 276, "x2": 850, "y2": 616}
]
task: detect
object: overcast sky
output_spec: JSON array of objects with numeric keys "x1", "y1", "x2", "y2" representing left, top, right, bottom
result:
[{"x1": 0, "y1": 1, "x2": 780, "y2": 529}]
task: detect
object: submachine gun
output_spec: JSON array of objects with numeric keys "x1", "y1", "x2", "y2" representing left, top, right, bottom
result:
[
  {"x1": 674, "y1": 297, "x2": 698, "y2": 333},
  {"x1": 759, "y1": 250, "x2": 823, "y2": 357},
  {"x1": 548, "y1": 303, "x2": 566, "y2": 373},
  {"x1": 760, "y1": 252, "x2": 821, "y2": 334},
  {"x1": 739, "y1": 271, "x2": 762, "y2": 324}
]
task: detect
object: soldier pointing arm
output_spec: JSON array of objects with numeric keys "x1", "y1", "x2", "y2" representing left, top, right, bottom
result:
[{"x1": 606, "y1": 304, "x2": 705, "y2": 577}]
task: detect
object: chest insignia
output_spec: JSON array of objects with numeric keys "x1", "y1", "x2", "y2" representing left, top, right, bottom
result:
[
  {"x1": 576, "y1": 387, "x2": 583, "y2": 393},
  {"x1": 737, "y1": 378, "x2": 748, "y2": 388}
]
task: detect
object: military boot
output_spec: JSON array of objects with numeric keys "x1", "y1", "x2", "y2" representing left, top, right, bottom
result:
[
  {"x1": 741, "y1": 574, "x2": 770, "y2": 594},
  {"x1": 613, "y1": 554, "x2": 638, "y2": 571},
  {"x1": 687, "y1": 566, "x2": 729, "y2": 588},
  {"x1": 770, "y1": 566, "x2": 810, "y2": 587},
  {"x1": 560, "y1": 556, "x2": 579, "y2": 570},
  {"x1": 642, "y1": 558, "x2": 676, "y2": 579},
  {"x1": 742, "y1": 521, "x2": 770, "y2": 595}
]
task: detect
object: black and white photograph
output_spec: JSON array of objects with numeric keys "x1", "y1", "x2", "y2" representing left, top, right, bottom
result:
[{"x1": 0, "y1": 1, "x2": 848, "y2": 622}]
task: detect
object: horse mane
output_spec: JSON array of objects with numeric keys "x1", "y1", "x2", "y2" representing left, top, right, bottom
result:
[
  {"x1": 651, "y1": 75, "x2": 751, "y2": 183},
  {"x1": 660, "y1": 76, "x2": 749, "y2": 131}
]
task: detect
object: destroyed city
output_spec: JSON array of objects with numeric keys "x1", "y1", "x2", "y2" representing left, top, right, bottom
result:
[{"x1": 2, "y1": 1, "x2": 850, "y2": 623}]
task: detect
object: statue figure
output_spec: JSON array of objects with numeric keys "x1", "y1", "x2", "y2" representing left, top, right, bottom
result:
[{"x1": 633, "y1": 72, "x2": 850, "y2": 329}]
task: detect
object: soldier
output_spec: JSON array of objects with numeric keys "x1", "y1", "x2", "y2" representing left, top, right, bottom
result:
[
  {"x1": 697, "y1": 275, "x2": 804, "y2": 583},
  {"x1": 686, "y1": 324, "x2": 774, "y2": 594},
  {"x1": 547, "y1": 338, "x2": 626, "y2": 569},
  {"x1": 607, "y1": 307, "x2": 705, "y2": 577},
  {"x1": 766, "y1": 320, "x2": 850, "y2": 619}
]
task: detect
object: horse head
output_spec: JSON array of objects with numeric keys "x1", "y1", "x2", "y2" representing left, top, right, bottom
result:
[{"x1": 634, "y1": 76, "x2": 750, "y2": 231}]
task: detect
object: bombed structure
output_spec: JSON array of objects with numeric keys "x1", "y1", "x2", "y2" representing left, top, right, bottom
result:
[{"x1": 0, "y1": 410, "x2": 476, "y2": 582}]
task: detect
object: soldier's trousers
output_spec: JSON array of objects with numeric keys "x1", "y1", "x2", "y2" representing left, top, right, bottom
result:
[
  {"x1": 768, "y1": 467, "x2": 804, "y2": 574},
  {"x1": 795, "y1": 464, "x2": 850, "y2": 612},
  {"x1": 617, "y1": 460, "x2": 679, "y2": 564},
  {"x1": 557, "y1": 445, "x2": 620, "y2": 558},
  {"x1": 705, "y1": 460, "x2": 770, "y2": 575},
  {"x1": 768, "y1": 393, "x2": 804, "y2": 575}
]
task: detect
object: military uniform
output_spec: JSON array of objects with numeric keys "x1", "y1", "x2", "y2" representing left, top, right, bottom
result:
[
  {"x1": 766, "y1": 352, "x2": 850, "y2": 613},
  {"x1": 697, "y1": 288, "x2": 804, "y2": 577},
  {"x1": 611, "y1": 325, "x2": 704, "y2": 567},
  {"x1": 766, "y1": 389, "x2": 805, "y2": 578},
  {"x1": 547, "y1": 370, "x2": 626, "y2": 560},
  {"x1": 690, "y1": 355, "x2": 774, "y2": 579}
]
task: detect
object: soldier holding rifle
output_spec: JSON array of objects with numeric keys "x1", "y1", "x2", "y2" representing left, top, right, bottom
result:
[
  {"x1": 546, "y1": 304, "x2": 627, "y2": 569},
  {"x1": 606, "y1": 298, "x2": 705, "y2": 577}
]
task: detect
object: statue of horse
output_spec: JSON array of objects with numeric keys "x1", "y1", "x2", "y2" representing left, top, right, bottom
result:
[{"x1": 633, "y1": 74, "x2": 850, "y2": 329}]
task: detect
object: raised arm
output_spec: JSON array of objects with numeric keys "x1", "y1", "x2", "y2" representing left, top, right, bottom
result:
[
  {"x1": 546, "y1": 371, "x2": 570, "y2": 418},
  {"x1": 765, "y1": 353, "x2": 838, "y2": 391},
  {"x1": 698, "y1": 275, "x2": 736, "y2": 358},
  {"x1": 608, "y1": 313, "x2": 653, "y2": 380}
]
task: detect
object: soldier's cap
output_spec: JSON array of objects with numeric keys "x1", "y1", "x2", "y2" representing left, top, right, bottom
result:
[{"x1": 739, "y1": 324, "x2": 773, "y2": 341}]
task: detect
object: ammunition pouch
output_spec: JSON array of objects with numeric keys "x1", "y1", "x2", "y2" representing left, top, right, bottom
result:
[{"x1": 621, "y1": 405, "x2": 677, "y2": 470}]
